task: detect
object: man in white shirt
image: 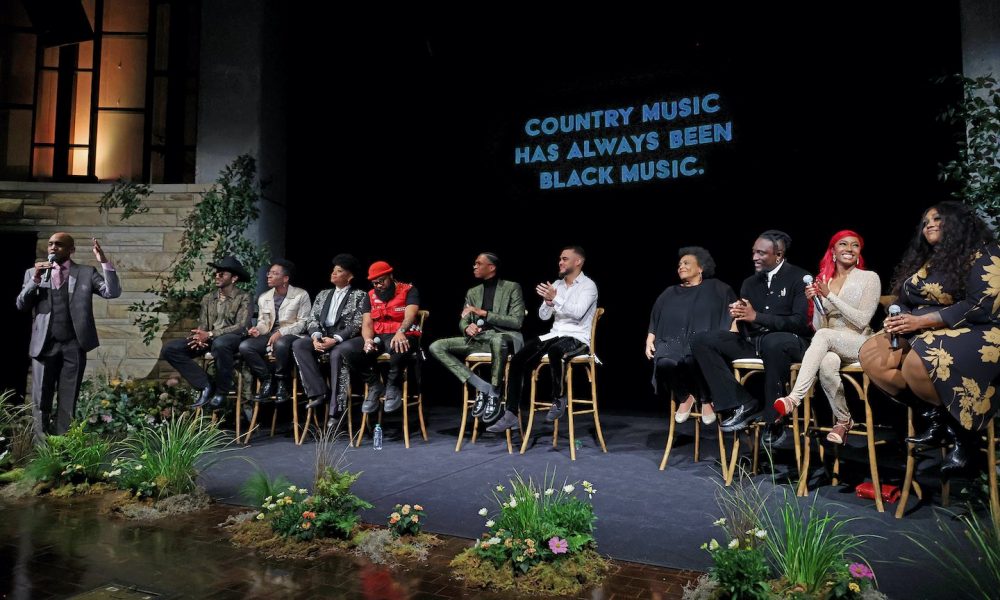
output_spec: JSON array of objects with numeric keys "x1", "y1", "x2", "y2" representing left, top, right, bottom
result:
[{"x1": 487, "y1": 246, "x2": 598, "y2": 433}]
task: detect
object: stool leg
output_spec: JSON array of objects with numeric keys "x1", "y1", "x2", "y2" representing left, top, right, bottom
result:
[
  {"x1": 568, "y1": 364, "x2": 576, "y2": 461},
  {"x1": 694, "y1": 409, "x2": 701, "y2": 463},
  {"x1": 590, "y1": 364, "x2": 607, "y2": 453},
  {"x1": 457, "y1": 370, "x2": 471, "y2": 452},
  {"x1": 989, "y1": 421, "x2": 999, "y2": 528},
  {"x1": 864, "y1": 394, "x2": 884, "y2": 512},
  {"x1": 660, "y1": 395, "x2": 677, "y2": 470},
  {"x1": 520, "y1": 366, "x2": 540, "y2": 454},
  {"x1": 402, "y1": 370, "x2": 410, "y2": 449},
  {"x1": 896, "y1": 407, "x2": 917, "y2": 519},
  {"x1": 235, "y1": 371, "x2": 243, "y2": 443}
]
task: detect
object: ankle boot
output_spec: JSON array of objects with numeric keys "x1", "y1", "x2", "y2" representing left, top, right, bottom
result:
[
  {"x1": 940, "y1": 436, "x2": 974, "y2": 479},
  {"x1": 906, "y1": 405, "x2": 954, "y2": 448}
]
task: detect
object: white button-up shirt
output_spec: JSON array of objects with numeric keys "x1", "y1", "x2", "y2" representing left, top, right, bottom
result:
[{"x1": 538, "y1": 272, "x2": 598, "y2": 346}]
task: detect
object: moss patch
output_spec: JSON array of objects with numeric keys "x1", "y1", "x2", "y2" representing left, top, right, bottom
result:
[
  {"x1": 105, "y1": 489, "x2": 211, "y2": 520},
  {"x1": 226, "y1": 519, "x2": 356, "y2": 560},
  {"x1": 450, "y1": 547, "x2": 610, "y2": 596},
  {"x1": 0, "y1": 468, "x2": 25, "y2": 483},
  {"x1": 353, "y1": 528, "x2": 442, "y2": 565}
]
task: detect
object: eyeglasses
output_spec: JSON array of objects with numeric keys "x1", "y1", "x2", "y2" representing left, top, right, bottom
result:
[{"x1": 371, "y1": 276, "x2": 390, "y2": 286}]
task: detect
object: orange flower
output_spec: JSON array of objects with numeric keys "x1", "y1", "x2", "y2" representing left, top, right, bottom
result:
[
  {"x1": 302, "y1": 511, "x2": 316, "y2": 520},
  {"x1": 390, "y1": 516, "x2": 399, "y2": 524},
  {"x1": 401, "y1": 505, "x2": 411, "y2": 515},
  {"x1": 301, "y1": 522, "x2": 311, "y2": 529},
  {"x1": 411, "y1": 515, "x2": 419, "y2": 522},
  {"x1": 414, "y1": 504, "x2": 423, "y2": 511}
]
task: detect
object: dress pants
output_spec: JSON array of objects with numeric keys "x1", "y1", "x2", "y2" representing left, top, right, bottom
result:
[
  {"x1": 292, "y1": 336, "x2": 364, "y2": 413},
  {"x1": 690, "y1": 330, "x2": 807, "y2": 422},
  {"x1": 161, "y1": 332, "x2": 242, "y2": 393},
  {"x1": 32, "y1": 337, "x2": 86, "y2": 439},
  {"x1": 504, "y1": 336, "x2": 589, "y2": 414}
]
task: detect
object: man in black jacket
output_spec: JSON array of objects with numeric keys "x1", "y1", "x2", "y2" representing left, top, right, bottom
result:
[{"x1": 690, "y1": 230, "x2": 811, "y2": 434}]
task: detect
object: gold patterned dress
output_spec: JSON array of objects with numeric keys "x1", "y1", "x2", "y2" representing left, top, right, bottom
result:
[{"x1": 903, "y1": 243, "x2": 1000, "y2": 431}]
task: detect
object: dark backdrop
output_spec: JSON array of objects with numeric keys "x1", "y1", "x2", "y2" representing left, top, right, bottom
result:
[{"x1": 286, "y1": 6, "x2": 965, "y2": 412}]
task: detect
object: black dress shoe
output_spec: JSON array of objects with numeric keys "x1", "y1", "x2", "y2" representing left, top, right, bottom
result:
[
  {"x1": 480, "y1": 393, "x2": 502, "y2": 424},
  {"x1": 254, "y1": 378, "x2": 275, "y2": 402},
  {"x1": 306, "y1": 395, "x2": 325, "y2": 409},
  {"x1": 471, "y1": 390, "x2": 486, "y2": 417},
  {"x1": 275, "y1": 379, "x2": 291, "y2": 404},
  {"x1": 761, "y1": 421, "x2": 788, "y2": 449},
  {"x1": 940, "y1": 438, "x2": 974, "y2": 479},
  {"x1": 208, "y1": 393, "x2": 226, "y2": 408},
  {"x1": 906, "y1": 406, "x2": 955, "y2": 448},
  {"x1": 190, "y1": 385, "x2": 214, "y2": 409},
  {"x1": 720, "y1": 402, "x2": 760, "y2": 432}
]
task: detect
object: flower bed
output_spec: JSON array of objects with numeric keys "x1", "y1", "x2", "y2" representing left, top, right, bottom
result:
[{"x1": 450, "y1": 472, "x2": 609, "y2": 595}]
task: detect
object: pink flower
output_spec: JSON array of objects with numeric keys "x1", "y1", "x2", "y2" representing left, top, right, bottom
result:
[
  {"x1": 849, "y1": 563, "x2": 874, "y2": 579},
  {"x1": 101, "y1": 414, "x2": 113, "y2": 423},
  {"x1": 166, "y1": 378, "x2": 179, "y2": 387},
  {"x1": 548, "y1": 537, "x2": 568, "y2": 554}
]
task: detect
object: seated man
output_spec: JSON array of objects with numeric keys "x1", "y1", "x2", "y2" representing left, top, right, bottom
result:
[
  {"x1": 690, "y1": 230, "x2": 811, "y2": 440},
  {"x1": 161, "y1": 256, "x2": 252, "y2": 408},
  {"x1": 346, "y1": 261, "x2": 421, "y2": 414},
  {"x1": 488, "y1": 246, "x2": 598, "y2": 433},
  {"x1": 239, "y1": 259, "x2": 311, "y2": 404},
  {"x1": 292, "y1": 254, "x2": 367, "y2": 419},
  {"x1": 429, "y1": 252, "x2": 525, "y2": 423}
]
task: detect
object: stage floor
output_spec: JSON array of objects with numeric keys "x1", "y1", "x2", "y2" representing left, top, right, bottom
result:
[{"x1": 198, "y1": 403, "x2": 980, "y2": 600}]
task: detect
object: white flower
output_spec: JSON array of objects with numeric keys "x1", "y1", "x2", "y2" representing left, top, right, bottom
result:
[
  {"x1": 509, "y1": 497, "x2": 518, "y2": 508},
  {"x1": 135, "y1": 465, "x2": 143, "y2": 470},
  {"x1": 255, "y1": 513, "x2": 265, "y2": 520},
  {"x1": 488, "y1": 537, "x2": 501, "y2": 545},
  {"x1": 108, "y1": 468, "x2": 121, "y2": 478},
  {"x1": 264, "y1": 496, "x2": 272, "y2": 503},
  {"x1": 709, "y1": 539, "x2": 720, "y2": 551},
  {"x1": 486, "y1": 519, "x2": 495, "y2": 527},
  {"x1": 544, "y1": 488, "x2": 554, "y2": 496},
  {"x1": 713, "y1": 517, "x2": 727, "y2": 526},
  {"x1": 289, "y1": 485, "x2": 298, "y2": 492},
  {"x1": 583, "y1": 480, "x2": 592, "y2": 487},
  {"x1": 728, "y1": 539, "x2": 739, "y2": 549},
  {"x1": 534, "y1": 492, "x2": 540, "y2": 499},
  {"x1": 755, "y1": 529, "x2": 768, "y2": 540},
  {"x1": 298, "y1": 489, "x2": 308, "y2": 495},
  {"x1": 478, "y1": 508, "x2": 488, "y2": 516},
  {"x1": 563, "y1": 484, "x2": 575, "y2": 493},
  {"x1": 267, "y1": 503, "x2": 277, "y2": 510},
  {"x1": 495, "y1": 484, "x2": 505, "y2": 492}
]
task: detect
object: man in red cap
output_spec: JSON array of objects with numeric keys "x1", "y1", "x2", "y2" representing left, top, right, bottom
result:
[{"x1": 345, "y1": 261, "x2": 421, "y2": 414}]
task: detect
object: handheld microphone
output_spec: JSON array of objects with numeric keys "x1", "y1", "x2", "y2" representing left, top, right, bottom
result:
[
  {"x1": 476, "y1": 318, "x2": 485, "y2": 328},
  {"x1": 41, "y1": 253, "x2": 57, "y2": 284},
  {"x1": 888, "y1": 304, "x2": 901, "y2": 349},
  {"x1": 803, "y1": 274, "x2": 826, "y2": 317}
]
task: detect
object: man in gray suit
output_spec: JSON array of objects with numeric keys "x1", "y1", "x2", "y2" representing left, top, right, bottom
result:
[{"x1": 17, "y1": 232, "x2": 122, "y2": 439}]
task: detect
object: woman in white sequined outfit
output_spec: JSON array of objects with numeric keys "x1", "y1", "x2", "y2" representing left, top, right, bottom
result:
[{"x1": 773, "y1": 230, "x2": 881, "y2": 444}]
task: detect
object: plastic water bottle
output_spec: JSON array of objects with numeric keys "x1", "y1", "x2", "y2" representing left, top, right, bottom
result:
[{"x1": 373, "y1": 424, "x2": 383, "y2": 450}]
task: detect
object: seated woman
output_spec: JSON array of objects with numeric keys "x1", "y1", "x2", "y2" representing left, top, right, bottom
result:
[
  {"x1": 859, "y1": 201, "x2": 1000, "y2": 477},
  {"x1": 646, "y1": 246, "x2": 736, "y2": 425},
  {"x1": 773, "y1": 230, "x2": 881, "y2": 444}
]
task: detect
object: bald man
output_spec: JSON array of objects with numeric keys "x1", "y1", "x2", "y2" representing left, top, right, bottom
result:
[{"x1": 17, "y1": 233, "x2": 121, "y2": 439}]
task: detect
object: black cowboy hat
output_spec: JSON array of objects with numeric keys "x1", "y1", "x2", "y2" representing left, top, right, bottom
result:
[{"x1": 207, "y1": 256, "x2": 251, "y2": 281}]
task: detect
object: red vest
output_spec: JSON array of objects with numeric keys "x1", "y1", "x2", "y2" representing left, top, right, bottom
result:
[{"x1": 369, "y1": 282, "x2": 420, "y2": 336}]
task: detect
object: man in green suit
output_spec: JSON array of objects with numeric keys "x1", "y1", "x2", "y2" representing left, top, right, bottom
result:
[{"x1": 429, "y1": 252, "x2": 525, "y2": 424}]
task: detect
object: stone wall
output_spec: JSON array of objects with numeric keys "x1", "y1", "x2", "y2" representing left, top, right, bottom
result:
[{"x1": 1, "y1": 182, "x2": 211, "y2": 383}]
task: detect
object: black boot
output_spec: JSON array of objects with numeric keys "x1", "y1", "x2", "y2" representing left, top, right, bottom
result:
[
  {"x1": 905, "y1": 405, "x2": 954, "y2": 448},
  {"x1": 275, "y1": 379, "x2": 291, "y2": 404},
  {"x1": 254, "y1": 378, "x2": 275, "y2": 403},
  {"x1": 940, "y1": 437, "x2": 974, "y2": 479}
]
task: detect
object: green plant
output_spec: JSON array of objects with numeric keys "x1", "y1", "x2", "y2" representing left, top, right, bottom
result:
[
  {"x1": 938, "y1": 74, "x2": 1000, "y2": 222},
  {"x1": 906, "y1": 509, "x2": 1000, "y2": 600},
  {"x1": 257, "y1": 469, "x2": 373, "y2": 541},
  {"x1": 761, "y1": 499, "x2": 871, "y2": 594},
  {"x1": 240, "y1": 469, "x2": 292, "y2": 507},
  {"x1": 98, "y1": 178, "x2": 152, "y2": 219},
  {"x1": 126, "y1": 154, "x2": 269, "y2": 344},
  {"x1": 111, "y1": 413, "x2": 231, "y2": 499},
  {"x1": 387, "y1": 503, "x2": 425, "y2": 536},
  {"x1": 24, "y1": 423, "x2": 111, "y2": 486},
  {"x1": 704, "y1": 543, "x2": 771, "y2": 600},
  {"x1": 76, "y1": 376, "x2": 197, "y2": 437},
  {"x1": 473, "y1": 471, "x2": 597, "y2": 574},
  {"x1": 0, "y1": 390, "x2": 34, "y2": 470}
]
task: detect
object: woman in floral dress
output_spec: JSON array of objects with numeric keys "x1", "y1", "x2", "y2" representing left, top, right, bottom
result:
[{"x1": 860, "y1": 201, "x2": 1000, "y2": 476}]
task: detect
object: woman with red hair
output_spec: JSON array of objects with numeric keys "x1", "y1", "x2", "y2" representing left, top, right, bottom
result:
[{"x1": 773, "y1": 230, "x2": 881, "y2": 444}]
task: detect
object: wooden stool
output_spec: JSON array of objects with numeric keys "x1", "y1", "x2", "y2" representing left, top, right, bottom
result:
[
  {"x1": 520, "y1": 308, "x2": 607, "y2": 461},
  {"x1": 660, "y1": 391, "x2": 727, "y2": 472},
  {"x1": 456, "y1": 353, "x2": 518, "y2": 454}
]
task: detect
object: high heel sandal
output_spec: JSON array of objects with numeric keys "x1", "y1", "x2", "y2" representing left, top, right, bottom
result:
[
  {"x1": 826, "y1": 418, "x2": 854, "y2": 445},
  {"x1": 772, "y1": 396, "x2": 796, "y2": 421}
]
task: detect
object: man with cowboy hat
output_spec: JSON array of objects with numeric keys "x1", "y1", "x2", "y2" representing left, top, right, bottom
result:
[
  {"x1": 160, "y1": 255, "x2": 252, "y2": 408},
  {"x1": 346, "y1": 260, "x2": 421, "y2": 414}
]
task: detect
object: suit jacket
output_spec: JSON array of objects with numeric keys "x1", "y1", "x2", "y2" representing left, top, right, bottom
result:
[
  {"x1": 255, "y1": 285, "x2": 311, "y2": 336},
  {"x1": 737, "y1": 261, "x2": 812, "y2": 340},
  {"x1": 306, "y1": 286, "x2": 366, "y2": 341},
  {"x1": 17, "y1": 262, "x2": 122, "y2": 357},
  {"x1": 460, "y1": 279, "x2": 525, "y2": 349}
]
